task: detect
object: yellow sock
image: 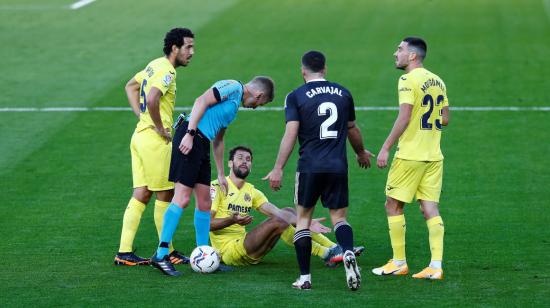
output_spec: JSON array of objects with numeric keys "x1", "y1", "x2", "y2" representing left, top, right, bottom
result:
[
  {"x1": 154, "y1": 200, "x2": 174, "y2": 252},
  {"x1": 118, "y1": 198, "x2": 146, "y2": 252},
  {"x1": 311, "y1": 232, "x2": 336, "y2": 248},
  {"x1": 280, "y1": 225, "x2": 328, "y2": 258},
  {"x1": 427, "y1": 216, "x2": 444, "y2": 261},
  {"x1": 388, "y1": 214, "x2": 406, "y2": 261},
  {"x1": 280, "y1": 225, "x2": 295, "y2": 246}
]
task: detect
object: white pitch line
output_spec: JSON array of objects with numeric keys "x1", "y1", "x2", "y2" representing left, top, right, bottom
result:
[
  {"x1": 544, "y1": 0, "x2": 550, "y2": 22},
  {"x1": 1, "y1": 106, "x2": 550, "y2": 112},
  {"x1": 70, "y1": 0, "x2": 96, "y2": 10}
]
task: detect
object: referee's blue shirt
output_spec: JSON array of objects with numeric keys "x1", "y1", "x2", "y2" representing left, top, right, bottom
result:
[{"x1": 189, "y1": 80, "x2": 243, "y2": 140}]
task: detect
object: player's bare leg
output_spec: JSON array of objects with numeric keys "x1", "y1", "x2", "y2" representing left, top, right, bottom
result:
[
  {"x1": 243, "y1": 216, "x2": 289, "y2": 259},
  {"x1": 133, "y1": 186, "x2": 153, "y2": 204},
  {"x1": 329, "y1": 208, "x2": 360, "y2": 291},
  {"x1": 155, "y1": 190, "x2": 173, "y2": 202},
  {"x1": 292, "y1": 205, "x2": 314, "y2": 289},
  {"x1": 385, "y1": 196, "x2": 405, "y2": 216},
  {"x1": 115, "y1": 186, "x2": 153, "y2": 266},
  {"x1": 419, "y1": 200, "x2": 439, "y2": 219},
  {"x1": 172, "y1": 182, "x2": 194, "y2": 208},
  {"x1": 372, "y1": 197, "x2": 409, "y2": 276},
  {"x1": 412, "y1": 200, "x2": 444, "y2": 279}
]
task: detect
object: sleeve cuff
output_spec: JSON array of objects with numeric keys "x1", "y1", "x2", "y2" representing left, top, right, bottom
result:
[{"x1": 212, "y1": 87, "x2": 221, "y2": 102}]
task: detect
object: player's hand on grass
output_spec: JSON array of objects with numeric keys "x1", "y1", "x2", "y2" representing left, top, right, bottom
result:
[
  {"x1": 179, "y1": 133, "x2": 194, "y2": 154},
  {"x1": 232, "y1": 213, "x2": 253, "y2": 225},
  {"x1": 357, "y1": 149, "x2": 375, "y2": 169},
  {"x1": 377, "y1": 148, "x2": 389, "y2": 168},
  {"x1": 155, "y1": 127, "x2": 172, "y2": 144},
  {"x1": 262, "y1": 168, "x2": 283, "y2": 191},
  {"x1": 310, "y1": 217, "x2": 331, "y2": 234},
  {"x1": 218, "y1": 174, "x2": 228, "y2": 196}
]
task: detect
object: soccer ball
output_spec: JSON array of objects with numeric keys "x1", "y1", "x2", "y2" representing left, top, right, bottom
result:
[{"x1": 190, "y1": 245, "x2": 220, "y2": 273}]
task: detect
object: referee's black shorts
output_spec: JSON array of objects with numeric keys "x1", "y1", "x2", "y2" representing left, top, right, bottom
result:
[
  {"x1": 294, "y1": 172, "x2": 348, "y2": 209},
  {"x1": 169, "y1": 121, "x2": 211, "y2": 187}
]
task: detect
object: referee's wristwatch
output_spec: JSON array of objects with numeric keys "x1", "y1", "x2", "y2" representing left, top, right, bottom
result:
[{"x1": 186, "y1": 128, "x2": 197, "y2": 137}]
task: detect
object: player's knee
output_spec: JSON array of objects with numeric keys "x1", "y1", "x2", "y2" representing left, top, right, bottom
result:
[
  {"x1": 133, "y1": 188, "x2": 152, "y2": 203},
  {"x1": 272, "y1": 216, "x2": 289, "y2": 233},
  {"x1": 385, "y1": 197, "x2": 403, "y2": 216},
  {"x1": 156, "y1": 190, "x2": 174, "y2": 202},
  {"x1": 172, "y1": 195, "x2": 191, "y2": 208},
  {"x1": 421, "y1": 205, "x2": 440, "y2": 219},
  {"x1": 196, "y1": 199, "x2": 212, "y2": 212}
]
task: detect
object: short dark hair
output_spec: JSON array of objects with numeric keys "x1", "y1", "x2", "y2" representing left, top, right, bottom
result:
[
  {"x1": 163, "y1": 28, "x2": 194, "y2": 56},
  {"x1": 229, "y1": 145, "x2": 253, "y2": 161},
  {"x1": 302, "y1": 50, "x2": 326, "y2": 73},
  {"x1": 403, "y1": 37, "x2": 427, "y2": 60},
  {"x1": 251, "y1": 76, "x2": 275, "y2": 102}
]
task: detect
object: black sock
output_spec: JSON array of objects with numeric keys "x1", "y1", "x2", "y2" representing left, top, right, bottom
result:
[
  {"x1": 293, "y1": 229, "x2": 312, "y2": 275},
  {"x1": 334, "y1": 221, "x2": 353, "y2": 252}
]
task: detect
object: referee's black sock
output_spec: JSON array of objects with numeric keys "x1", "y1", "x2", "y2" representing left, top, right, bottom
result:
[
  {"x1": 293, "y1": 229, "x2": 312, "y2": 275},
  {"x1": 334, "y1": 221, "x2": 354, "y2": 252}
]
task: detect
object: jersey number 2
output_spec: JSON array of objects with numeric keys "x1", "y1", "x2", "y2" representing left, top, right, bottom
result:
[
  {"x1": 421, "y1": 94, "x2": 443, "y2": 130},
  {"x1": 139, "y1": 79, "x2": 148, "y2": 112},
  {"x1": 318, "y1": 102, "x2": 338, "y2": 139}
]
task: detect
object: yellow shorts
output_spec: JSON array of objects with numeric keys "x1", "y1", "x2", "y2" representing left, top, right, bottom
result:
[
  {"x1": 385, "y1": 158, "x2": 443, "y2": 203},
  {"x1": 217, "y1": 235, "x2": 261, "y2": 266},
  {"x1": 130, "y1": 128, "x2": 174, "y2": 191}
]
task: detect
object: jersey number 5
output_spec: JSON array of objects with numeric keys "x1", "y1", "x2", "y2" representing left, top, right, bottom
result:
[
  {"x1": 318, "y1": 102, "x2": 338, "y2": 139},
  {"x1": 421, "y1": 94, "x2": 443, "y2": 130},
  {"x1": 139, "y1": 79, "x2": 148, "y2": 112}
]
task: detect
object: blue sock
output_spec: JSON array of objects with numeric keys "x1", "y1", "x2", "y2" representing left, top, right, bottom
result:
[
  {"x1": 194, "y1": 208, "x2": 211, "y2": 246},
  {"x1": 156, "y1": 204, "x2": 183, "y2": 259}
]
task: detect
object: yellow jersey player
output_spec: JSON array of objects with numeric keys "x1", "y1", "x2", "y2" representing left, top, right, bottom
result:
[
  {"x1": 372, "y1": 37, "x2": 450, "y2": 280},
  {"x1": 209, "y1": 146, "x2": 364, "y2": 268},
  {"x1": 372, "y1": 37, "x2": 449, "y2": 279},
  {"x1": 114, "y1": 28, "x2": 195, "y2": 266}
]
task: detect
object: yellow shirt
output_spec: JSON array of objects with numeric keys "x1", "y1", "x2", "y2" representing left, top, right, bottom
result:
[
  {"x1": 133, "y1": 57, "x2": 177, "y2": 132},
  {"x1": 209, "y1": 177, "x2": 268, "y2": 250},
  {"x1": 395, "y1": 67, "x2": 449, "y2": 161}
]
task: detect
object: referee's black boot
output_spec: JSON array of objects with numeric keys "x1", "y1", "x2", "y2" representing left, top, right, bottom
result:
[{"x1": 151, "y1": 254, "x2": 182, "y2": 276}]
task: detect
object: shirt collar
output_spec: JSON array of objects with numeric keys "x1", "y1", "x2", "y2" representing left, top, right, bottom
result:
[
  {"x1": 306, "y1": 78, "x2": 326, "y2": 83},
  {"x1": 227, "y1": 176, "x2": 245, "y2": 192}
]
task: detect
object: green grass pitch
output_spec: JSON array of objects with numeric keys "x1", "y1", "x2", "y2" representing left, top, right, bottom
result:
[{"x1": 1, "y1": 0, "x2": 549, "y2": 306}]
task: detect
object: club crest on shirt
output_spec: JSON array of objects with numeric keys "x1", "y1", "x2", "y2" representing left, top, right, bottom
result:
[
  {"x1": 162, "y1": 74, "x2": 173, "y2": 87},
  {"x1": 244, "y1": 193, "x2": 251, "y2": 202},
  {"x1": 146, "y1": 66, "x2": 154, "y2": 77}
]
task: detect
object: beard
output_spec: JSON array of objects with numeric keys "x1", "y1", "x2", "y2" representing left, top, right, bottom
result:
[
  {"x1": 176, "y1": 59, "x2": 188, "y2": 67},
  {"x1": 234, "y1": 166, "x2": 250, "y2": 179},
  {"x1": 176, "y1": 55, "x2": 190, "y2": 67},
  {"x1": 395, "y1": 61, "x2": 406, "y2": 70}
]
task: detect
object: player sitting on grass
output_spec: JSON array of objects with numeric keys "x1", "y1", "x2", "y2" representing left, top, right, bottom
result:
[{"x1": 209, "y1": 145, "x2": 364, "y2": 267}]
